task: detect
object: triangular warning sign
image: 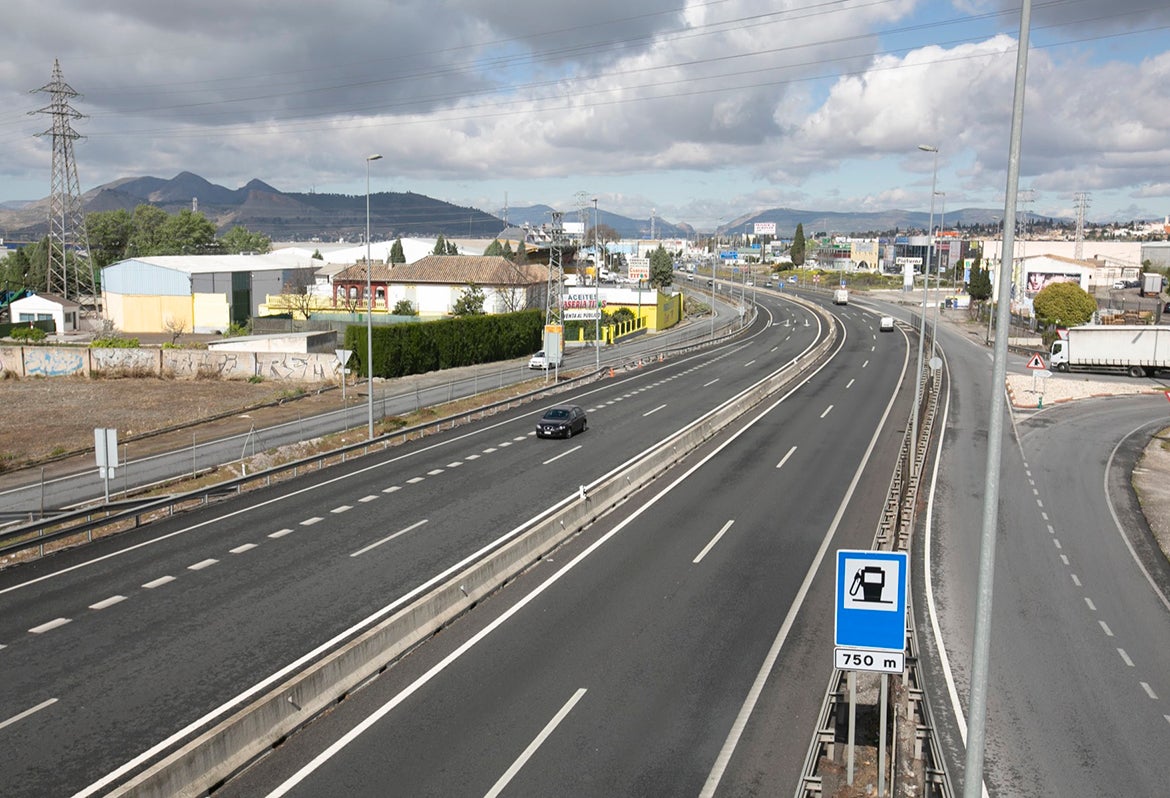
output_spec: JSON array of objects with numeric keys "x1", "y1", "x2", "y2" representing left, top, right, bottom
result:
[{"x1": 1026, "y1": 352, "x2": 1046, "y2": 370}]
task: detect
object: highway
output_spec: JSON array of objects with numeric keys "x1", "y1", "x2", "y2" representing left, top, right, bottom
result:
[
  {"x1": 0, "y1": 289, "x2": 912, "y2": 796},
  {"x1": 913, "y1": 317, "x2": 1170, "y2": 796},
  {"x1": 214, "y1": 296, "x2": 911, "y2": 797}
]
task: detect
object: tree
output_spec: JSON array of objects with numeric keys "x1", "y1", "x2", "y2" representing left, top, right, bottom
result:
[
  {"x1": 86, "y1": 209, "x2": 135, "y2": 270},
  {"x1": 790, "y1": 223, "x2": 806, "y2": 267},
  {"x1": 390, "y1": 237, "x2": 406, "y2": 264},
  {"x1": 279, "y1": 267, "x2": 320, "y2": 320},
  {"x1": 219, "y1": 225, "x2": 271, "y2": 254},
  {"x1": 0, "y1": 238, "x2": 50, "y2": 292},
  {"x1": 483, "y1": 239, "x2": 504, "y2": 256},
  {"x1": 392, "y1": 299, "x2": 417, "y2": 316},
  {"x1": 514, "y1": 241, "x2": 528, "y2": 264},
  {"x1": 433, "y1": 234, "x2": 449, "y2": 255},
  {"x1": 162, "y1": 315, "x2": 186, "y2": 345},
  {"x1": 158, "y1": 209, "x2": 219, "y2": 255},
  {"x1": 126, "y1": 205, "x2": 170, "y2": 257},
  {"x1": 649, "y1": 245, "x2": 673, "y2": 288},
  {"x1": 1033, "y1": 281, "x2": 1097, "y2": 327},
  {"x1": 311, "y1": 249, "x2": 324, "y2": 260},
  {"x1": 451, "y1": 284, "x2": 486, "y2": 316},
  {"x1": 967, "y1": 255, "x2": 992, "y2": 300}
]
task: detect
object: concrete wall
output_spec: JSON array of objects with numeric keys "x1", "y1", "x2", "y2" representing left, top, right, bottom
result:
[{"x1": 0, "y1": 345, "x2": 336, "y2": 382}]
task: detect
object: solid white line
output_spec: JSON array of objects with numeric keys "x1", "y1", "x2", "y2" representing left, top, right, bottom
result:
[
  {"x1": 142, "y1": 576, "x2": 175, "y2": 589},
  {"x1": 350, "y1": 520, "x2": 429, "y2": 557},
  {"x1": 542, "y1": 446, "x2": 581, "y2": 466},
  {"x1": 643, "y1": 404, "x2": 667, "y2": 417},
  {"x1": 188, "y1": 559, "x2": 218, "y2": 571},
  {"x1": 268, "y1": 528, "x2": 293, "y2": 538},
  {"x1": 331, "y1": 505, "x2": 352, "y2": 514},
  {"x1": 694, "y1": 520, "x2": 734, "y2": 564},
  {"x1": 29, "y1": 618, "x2": 71, "y2": 634},
  {"x1": 0, "y1": 698, "x2": 57, "y2": 732},
  {"x1": 1118, "y1": 648, "x2": 1135, "y2": 667},
  {"x1": 301, "y1": 517, "x2": 323, "y2": 526},
  {"x1": 1098, "y1": 620, "x2": 1113, "y2": 636},
  {"x1": 1141, "y1": 682, "x2": 1158, "y2": 700},
  {"x1": 483, "y1": 688, "x2": 587, "y2": 798},
  {"x1": 230, "y1": 543, "x2": 258, "y2": 553},
  {"x1": 820, "y1": 404, "x2": 833, "y2": 419},
  {"x1": 775, "y1": 446, "x2": 797, "y2": 470},
  {"x1": 89, "y1": 595, "x2": 127, "y2": 610}
]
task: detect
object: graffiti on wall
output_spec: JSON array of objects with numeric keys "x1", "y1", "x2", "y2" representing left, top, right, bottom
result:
[{"x1": 24, "y1": 348, "x2": 87, "y2": 377}]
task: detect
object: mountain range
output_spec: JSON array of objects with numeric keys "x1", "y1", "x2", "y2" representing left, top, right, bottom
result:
[{"x1": 0, "y1": 171, "x2": 1048, "y2": 243}]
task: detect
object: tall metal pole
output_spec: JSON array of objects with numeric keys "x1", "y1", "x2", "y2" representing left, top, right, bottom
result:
[
  {"x1": 965, "y1": 2, "x2": 1032, "y2": 796},
  {"x1": 912, "y1": 144, "x2": 939, "y2": 473},
  {"x1": 593, "y1": 197, "x2": 600, "y2": 368},
  {"x1": 931, "y1": 191, "x2": 946, "y2": 354},
  {"x1": 365, "y1": 153, "x2": 382, "y2": 440}
]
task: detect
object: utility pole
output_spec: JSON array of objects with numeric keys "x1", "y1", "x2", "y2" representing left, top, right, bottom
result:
[{"x1": 31, "y1": 59, "x2": 96, "y2": 306}]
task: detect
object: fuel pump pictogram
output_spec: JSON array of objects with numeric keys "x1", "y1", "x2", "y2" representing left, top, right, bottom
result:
[{"x1": 848, "y1": 565, "x2": 891, "y2": 604}]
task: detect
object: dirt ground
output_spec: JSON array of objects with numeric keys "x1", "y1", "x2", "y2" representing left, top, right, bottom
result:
[{"x1": 0, "y1": 375, "x2": 339, "y2": 471}]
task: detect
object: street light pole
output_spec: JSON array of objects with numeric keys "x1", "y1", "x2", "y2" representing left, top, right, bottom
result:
[
  {"x1": 593, "y1": 197, "x2": 600, "y2": 369},
  {"x1": 911, "y1": 143, "x2": 939, "y2": 473},
  {"x1": 365, "y1": 153, "x2": 382, "y2": 441},
  {"x1": 932, "y1": 191, "x2": 946, "y2": 353}
]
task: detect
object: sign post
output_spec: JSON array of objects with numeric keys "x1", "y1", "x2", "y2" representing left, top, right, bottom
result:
[
  {"x1": 835, "y1": 549, "x2": 908, "y2": 792},
  {"x1": 94, "y1": 427, "x2": 118, "y2": 503}
]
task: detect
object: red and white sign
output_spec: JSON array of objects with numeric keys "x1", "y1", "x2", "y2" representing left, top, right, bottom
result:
[
  {"x1": 1025, "y1": 353, "x2": 1047, "y2": 370},
  {"x1": 1056, "y1": 328, "x2": 1069, "y2": 340}
]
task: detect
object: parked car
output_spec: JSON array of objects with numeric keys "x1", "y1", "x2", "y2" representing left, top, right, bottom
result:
[
  {"x1": 879, "y1": 316, "x2": 895, "y2": 332},
  {"x1": 1112, "y1": 280, "x2": 1127, "y2": 290},
  {"x1": 535, "y1": 404, "x2": 587, "y2": 438},
  {"x1": 788, "y1": 276, "x2": 798, "y2": 283},
  {"x1": 528, "y1": 351, "x2": 549, "y2": 369}
]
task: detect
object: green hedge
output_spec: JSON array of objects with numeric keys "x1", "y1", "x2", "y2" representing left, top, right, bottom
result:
[
  {"x1": 345, "y1": 309, "x2": 544, "y2": 378},
  {"x1": 0, "y1": 319, "x2": 55, "y2": 338}
]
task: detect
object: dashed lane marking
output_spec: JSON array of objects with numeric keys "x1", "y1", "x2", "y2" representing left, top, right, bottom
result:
[
  {"x1": 301, "y1": 517, "x2": 324, "y2": 526},
  {"x1": 142, "y1": 576, "x2": 175, "y2": 589},
  {"x1": 29, "y1": 618, "x2": 71, "y2": 634},
  {"x1": 230, "y1": 543, "x2": 258, "y2": 553},
  {"x1": 89, "y1": 596, "x2": 127, "y2": 610},
  {"x1": 269, "y1": 528, "x2": 294, "y2": 538},
  {"x1": 188, "y1": 559, "x2": 218, "y2": 571}
]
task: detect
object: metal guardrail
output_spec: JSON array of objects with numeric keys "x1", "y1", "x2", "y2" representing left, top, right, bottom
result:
[
  {"x1": 0, "y1": 306, "x2": 756, "y2": 565},
  {"x1": 796, "y1": 329, "x2": 952, "y2": 798}
]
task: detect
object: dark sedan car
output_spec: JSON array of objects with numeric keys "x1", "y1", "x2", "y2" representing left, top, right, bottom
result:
[{"x1": 535, "y1": 404, "x2": 587, "y2": 438}]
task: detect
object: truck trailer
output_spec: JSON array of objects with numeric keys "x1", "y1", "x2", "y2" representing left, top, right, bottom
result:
[{"x1": 1048, "y1": 324, "x2": 1170, "y2": 377}]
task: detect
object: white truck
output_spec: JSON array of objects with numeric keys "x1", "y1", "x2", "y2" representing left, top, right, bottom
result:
[
  {"x1": 833, "y1": 288, "x2": 849, "y2": 305},
  {"x1": 1048, "y1": 324, "x2": 1170, "y2": 378}
]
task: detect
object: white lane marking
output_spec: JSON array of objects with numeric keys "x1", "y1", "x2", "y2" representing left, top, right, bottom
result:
[
  {"x1": 89, "y1": 595, "x2": 127, "y2": 610},
  {"x1": 359, "y1": 495, "x2": 379, "y2": 503},
  {"x1": 331, "y1": 505, "x2": 352, "y2": 514},
  {"x1": 446, "y1": 462, "x2": 463, "y2": 468},
  {"x1": 230, "y1": 543, "x2": 258, "y2": 554},
  {"x1": 1036, "y1": 499, "x2": 1044, "y2": 509},
  {"x1": 542, "y1": 446, "x2": 581, "y2": 466},
  {"x1": 862, "y1": 359, "x2": 869, "y2": 368},
  {"x1": 1041, "y1": 511, "x2": 1049, "y2": 521},
  {"x1": 694, "y1": 520, "x2": 735, "y2": 564},
  {"x1": 29, "y1": 618, "x2": 71, "y2": 634},
  {"x1": 1118, "y1": 648, "x2": 1135, "y2": 667},
  {"x1": 0, "y1": 698, "x2": 58, "y2": 732},
  {"x1": 776, "y1": 446, "x2": 797, "y2": 470},
  {"x1": 1047, "y1": 524, "x2": 1055, "y2": 535},
  {"x1": 406, "y1": 477, "x2": 425, "y2": 484},
  {"x1": 142, "y1": 576, "x2": 175, "y2": 589},
  {"x1": 498, "y1": 441, "x2": 513, "y2": 448},
  {"x1": 820, "y1": 404, "x2": 833, "y2": 419},
  {"x1": 188, "y1": 559, "x2": 218, "y2": 571},
  {"x1": 382, "y1": 486, "x2": 401, "y2": 494},
  {"x1": 427, "y1": 469, "x2": 445, "y2": 476},
  {"x1": 643, "y1": 404, "x2": 667, "y2": 417},
  {"x1": 1141, "y1": 682, "x2": 1158, "y2": 700},
  {"x1": 301, "y1": 517, "x2": 323, "y2": 526},
  {"x1": 483, "y1": 447, "x2": 498, "y2": 454},
  {"x1": 513, "y1": 436, "x2": 527, "y2": 442},
  {"x1": 1053, "y1": 538, "x2": 1062, "y2": 550},
  {"x1": 1071, "y1": 574, "x2": 1082, "y2": 588},
  {"x1": 350, "y1": 520, "x2": 429, "y2": 558},
  {"x1": 1099, "y1": 620, "x2": 1113, "y2": 636},
  {"x1": 484, "y1": 688, "x2": 588, "y2": 798},
  {"x1": 465, "y1": 454, "x2": 480, "y2": 461},
  {"x1": 743, "y1": 360, "x2": 756, "y2": 367},
  {"x1": 1060, "y1": 554, "x2": 1070, "y2": 565},
  {"x1": 846, "y1": 378, "x2": 855, "y2": 389},
  {"x1": 268, "y1": 528, "x2": 293, "y2": 538}
]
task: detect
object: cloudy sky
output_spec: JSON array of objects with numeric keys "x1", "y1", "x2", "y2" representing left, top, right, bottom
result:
[{"x1": 2, "y1": 0, "x2": 1169, "y2": 230}]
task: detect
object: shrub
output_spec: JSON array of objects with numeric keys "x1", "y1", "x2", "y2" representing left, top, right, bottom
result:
[
  {"x1": 91, "y1": 335, "x2": 140, "y2": 348},
  {"x1": 11, "y1": 326, "x2": 47, "y2": 342}
]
